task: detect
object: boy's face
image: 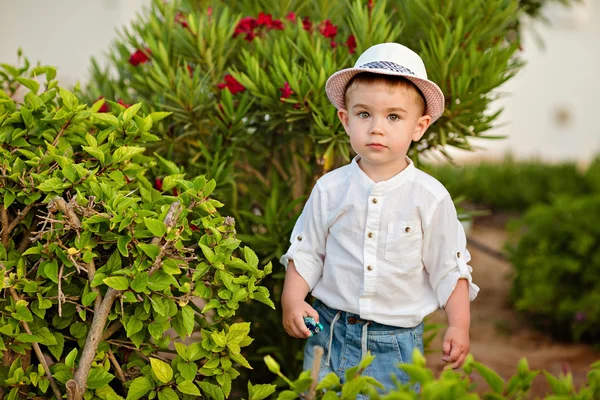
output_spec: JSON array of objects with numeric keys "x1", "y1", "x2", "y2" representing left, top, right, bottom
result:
[{"x1": 338, "y1": 82, "x2": 431, "y2": 177}]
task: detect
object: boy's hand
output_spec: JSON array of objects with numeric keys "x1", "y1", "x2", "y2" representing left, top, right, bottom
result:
[
  {"x1": 441, "y1": 326, "x2": 470, "y2": 369},
  {"x1": 282, "y1": 301, "x2": 320, "y2": 338}
]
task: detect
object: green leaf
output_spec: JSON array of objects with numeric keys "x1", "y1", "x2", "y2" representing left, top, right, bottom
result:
[
  {"x1": 131, "y1": 272, "x2": 148, "y2": 293},
  {"x1": 316, "y1": 372, "x2": 340, "y2": 390},
  {"x1": 243, "y1": 246, "x2": 259, "y2": 269},
  {"x1": 198, "y1": 382, "x2": 224, "y2": 400},
  {"x1": 248, "y1": 382, "x2": 277, "y2": 400},
  {"x1": 157, "y1": 387, "x2": 179, "y2": 400},
  {"x1": 16, "y1": 77, "x2": 40, "y2": 93},
  {"x1": 144, "y1": 217, "x2": 166, "y2": 237},
  {"x1": 180, "y1": 305, "x2": 194, "y2": 336},
  {"x1": 474, "y1": 362, "x2": 505, "y2": 393},
  {"x1": 126, "y1": 316, "x2": 144, "y2": 337},
  {"x1": 211, "y1": 332, "x2": 227, "y2": 348},
  {"x1": 150, "y1": 357, "x2": 173, "y2": 384},
  {"x1": 4, "y1": 191, "x2": 16, "y2": 208},
  {"x1": 126, "y1": 376, "x2": 153, "y2": 400},
  {"x1": 65, "y1": 348, "x2": 78, "y2": 368},
  {"x1": 103, "y1": 276, "x2": 129, "y2": 291},
  {"x1": 112, "y1": 146, "x2": 145, "y2": 164},
  {"x1": 59, "y1": 87, "x2": 78, "y2": 109},
  {"x1": 122, "y1": 103, "x2": 142, "y2": 124},
  {"x1": 48, "y1": 332, "x2": 64, "y2": 360},
  {"x1": 82, "y1": 292, "x2": 99, "y2": 307},
  {"x1": 148, "y1": 322, "x2": 164, "y2": 340},
  {"x1": 253, "y1": 293, "x2": 275, "y2": 309},
  {"x1": 12, "y1": 303, "x2": 33, "y2": 322},
  {"x1": 263, "y1": 355, "x2": 280, "y2": 374},
  {"x1": 177, "y1": 380, "x2": 200, "y2": 396},
  {"x1": 87, "y1": 368, "x2": 114, "y2": 389},
  {"x1": 82, "y1": 146, "x2": 106, "y2": 165},
  {"x1": 117, "y1": 235, "x2": 132, "y2": 257},
  {"x1": 149, "y1": 111, "x2": 172, "y2": 123},
  {"x1": 38, "y1": 177, "x2": 66, "y2": 193},
  {"x1": 138, "y1": 243, "x2": 160, "y2": 260}
]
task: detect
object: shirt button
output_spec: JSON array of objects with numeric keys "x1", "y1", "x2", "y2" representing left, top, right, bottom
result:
[
  {"x1": 297, "y1": 235, "x2": 302, "y2": 241},
  {"x1": 367, "y1": 265, "x2": 373, "y2": 271},
  {"x1": 367, "y1": 232, "x2": 373, "y2": 238},
  {"x1": 372, "y1": 198, "x2": 377, "y2": 204},
  {"x1": 348, "y1": 317, "x2": 357, "y2": 324},
  {"x1": 457, "y1": 251, "x2": 461, "y2": 258},
  {"x1": 405, "y1": 226, "x2": 411, "y2": 233}
]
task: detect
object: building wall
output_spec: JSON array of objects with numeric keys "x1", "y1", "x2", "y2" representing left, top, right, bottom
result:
[
  {"x1": 447, "y1": 0, "x2": 600, "y2": 165},
  {"x1": 0, "y1": 0, "x2": 149, "y2": 86}
]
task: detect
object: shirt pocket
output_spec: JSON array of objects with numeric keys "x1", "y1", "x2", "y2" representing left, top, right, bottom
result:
[{"x1": 384, "y1": 220, "x2": 423, "y2": 263}]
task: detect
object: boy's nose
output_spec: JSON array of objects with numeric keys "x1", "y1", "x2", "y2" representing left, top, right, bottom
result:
[{"x1": 368, "y1": 125, "x2": 384, "y2": 135}]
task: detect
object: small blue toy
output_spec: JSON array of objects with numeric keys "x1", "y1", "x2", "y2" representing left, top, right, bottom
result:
[{"x1": 303, "y1": 316, "x2": 324, "y2": 336}]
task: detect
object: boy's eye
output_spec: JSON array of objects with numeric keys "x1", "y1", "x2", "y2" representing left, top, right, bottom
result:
[
  {"x1": 358, "y1": 112, "x2": 370, "y2": 119},
  {"x1": 388, "y1": 114, "x2": 400, "y2": 121}
]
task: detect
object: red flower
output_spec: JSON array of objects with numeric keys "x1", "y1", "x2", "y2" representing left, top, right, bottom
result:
[
  {"x1": 129, "y1": 48, "x2": 151, "y2": 66},
  {"x1": 244, "y1": 31, "x2": 257, "y2": 42},
  {"x1": 286, "y1": 12, "x2": 296, "y2": 21},
  {"x1": 234, "y1": 17, "x2": 258, "y2": 39},
  {"x1": 346, "y1": 35, "x2": 357, "y2": 54},
  {"x1": 154, "y1": 178, "x2": 163, "y2": 191},
  {"x1": 217, "y1": 74, "x2": 245, "y2": 94},
  {"x1": 257, "y1": 12, "x2": 273, "y2": 26},
  {"x1": 117, "y1": 99, "x2": 131, "y2": 108},
  {"x1": 189, "y1": 223, "x2": 199, "y2": 232},
  {"x1": 320, "y1": 20, "x2": 337, "y2": 38},
  {"x1": 302, "y1": 17, "x2": 312, "y2": 31},
  {"x1": 97, "y1": 97, "x2": 109, "y2": 113},
  {"x1": 187, "y1": 64, "x2": 194, "y2": 77},
  {"x1": 280, "y1": 82, "x2": 294, "y2": 100},
  {"x1": 270, "y1": 19, "x2": 284, "y2": 30},
  {"x1": 368, "y1": 0, "x2": 374, "y2": 9},
  {"x1": 207, "y1": 7, "x2": 212, "y2": 17},
  {"x1": 330, "y1": 40, "x2": 337, "y2": 49},
  {"x1": 175, "y1": 12, "x2": 189, "y2": 28}
]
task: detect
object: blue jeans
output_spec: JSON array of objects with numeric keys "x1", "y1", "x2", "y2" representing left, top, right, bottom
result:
[{"x1": 303, "y1": 300, "x2": 424, "y2": 396}]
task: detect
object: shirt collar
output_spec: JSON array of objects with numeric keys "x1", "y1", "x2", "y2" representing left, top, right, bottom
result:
[{"x1": 350, "y1": 155, "x2": 416, "y2": 194}]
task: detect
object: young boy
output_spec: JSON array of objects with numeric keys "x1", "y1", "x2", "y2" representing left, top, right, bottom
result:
[{"x1": 280, "y1": 43, "x2": 479, "y2": 391}]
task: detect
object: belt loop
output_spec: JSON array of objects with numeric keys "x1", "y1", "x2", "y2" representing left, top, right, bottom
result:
[
  {"x1": 360, "y1": 322, "x2": 371, "y2": 361},
  {"x1": 325, "y1": 311, "x2": 341, "y2": 367}
]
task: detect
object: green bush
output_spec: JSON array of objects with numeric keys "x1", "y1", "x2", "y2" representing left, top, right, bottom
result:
[
  {"x1": 507, "y1": 194, "x2": 600, "y2": 343},
  {"x1": 0, "y1": 57, "x2": 274, "y2": 399},
  {"x1": 427, "y1": 156, "x2": 593, "y2": 212},
  {"x1": 263, "y1": 349, "x2": 600, "y2": 399}
]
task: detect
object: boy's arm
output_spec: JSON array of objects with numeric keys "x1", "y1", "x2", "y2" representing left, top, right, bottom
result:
[
  {"x1": 442, "y1": 279, "x2": 470, "y2": 369},
  {"x1": 281, "y1": 261, "x2": 319, "y2": 338}
]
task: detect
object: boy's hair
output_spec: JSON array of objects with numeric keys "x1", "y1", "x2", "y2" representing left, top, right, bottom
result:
[{"x1": 344, "y1": 72, "x2": 426, "y2": 115}]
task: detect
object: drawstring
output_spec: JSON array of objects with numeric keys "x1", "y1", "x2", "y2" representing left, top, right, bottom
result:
[
  {"x1": 361, "y1": 321, "x2": 371, "y2": 361},
  {"x1": 325, "y1": 311, "x2": 341, "y2": 366},
  {"x1": 325, "y1": 311, "x2": 371, "y2": 367}
]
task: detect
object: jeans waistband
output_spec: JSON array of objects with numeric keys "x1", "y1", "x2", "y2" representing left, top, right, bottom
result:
[{"x1": 313, "y1": 299, "x2": 423, "y2": 333}]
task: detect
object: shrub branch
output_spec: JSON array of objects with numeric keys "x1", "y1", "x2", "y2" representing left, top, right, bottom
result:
[{"x1": 9, "y1": 288, "x2": 63, "y2": 400}]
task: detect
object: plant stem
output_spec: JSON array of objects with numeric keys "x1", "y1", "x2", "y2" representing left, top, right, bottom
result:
[
  {"x1": 108, "y1": 350, "x2": 126, "y2": 383},
  {"x1": 9, "y1": 288, "x2": 63, "y2": 400},
  {"x1": 67, "y1": 288, "x2": 119, "y2": 399},
  {"x1": 0, "y1": 205, "x2": 9, "y2": 247}
]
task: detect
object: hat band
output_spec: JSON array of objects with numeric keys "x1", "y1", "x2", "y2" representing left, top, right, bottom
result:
[{"x1": 359, "y1": 61, "x2": 415, "y2": 76}]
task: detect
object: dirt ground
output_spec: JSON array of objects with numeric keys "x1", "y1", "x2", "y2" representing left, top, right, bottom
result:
[{"x1": 424, "y1": 217, "x2": 600, "y2": 398}]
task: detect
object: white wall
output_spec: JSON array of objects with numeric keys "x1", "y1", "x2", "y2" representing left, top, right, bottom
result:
[
  {"x1": 0, "y1": 0, "x2": 149, "y2": 86},
  {"x1": 447, "y1": 0, "x2": 600, "y2": 165}
]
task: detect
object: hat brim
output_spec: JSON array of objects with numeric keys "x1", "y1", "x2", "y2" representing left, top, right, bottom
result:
[{"x1": 325, "y1": 68, "x2": 445, "y2": 122}]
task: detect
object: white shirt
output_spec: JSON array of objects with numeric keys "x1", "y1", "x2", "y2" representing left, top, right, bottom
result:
[{"x1": 280, "y1": 156, "x2": 479, "y2": 327}]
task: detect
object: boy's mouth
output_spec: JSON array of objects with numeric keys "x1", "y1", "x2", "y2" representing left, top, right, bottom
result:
[{"x1": 367, "y1": 143, "x2": 386, "y2": 149}]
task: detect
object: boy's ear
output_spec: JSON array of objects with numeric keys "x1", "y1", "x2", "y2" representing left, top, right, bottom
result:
[
  {"x1": 337, "y1": 109, "x2": 350, "y2": 134},
  {"x1": 412, "y1": 114, "x2": 432, "y2": 141}
]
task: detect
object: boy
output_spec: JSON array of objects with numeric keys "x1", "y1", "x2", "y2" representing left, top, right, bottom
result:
[{"x1": 280, "y1": 43, "x2": 479, "y2": 391}]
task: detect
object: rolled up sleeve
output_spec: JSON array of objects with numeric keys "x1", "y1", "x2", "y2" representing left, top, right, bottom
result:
[
  {"x1": 422, "y1": 195, "x2": 480, "y2": 308},
  {"x1": 279, "y1": 183, "x2": 327, "y2": 290}
]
